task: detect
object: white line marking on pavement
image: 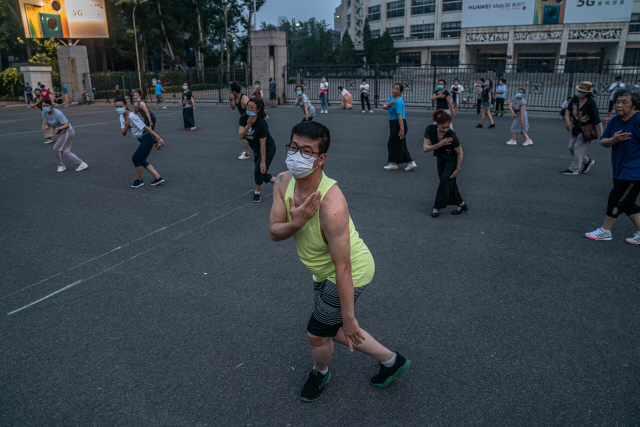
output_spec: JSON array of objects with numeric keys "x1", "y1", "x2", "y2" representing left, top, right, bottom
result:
[{"x1": 6, "y1": 193, "x2": 272, "y2": 315}]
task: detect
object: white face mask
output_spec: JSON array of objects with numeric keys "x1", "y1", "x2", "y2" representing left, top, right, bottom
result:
[{"x1": 286, "y1": 151, "x2": 318, "y2": 179}]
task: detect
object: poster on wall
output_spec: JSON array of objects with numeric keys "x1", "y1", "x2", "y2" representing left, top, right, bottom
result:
[
  {"x1": 19, "y1": 0, "x2": 109, "y2": 38},
  {"x1": 461, "y1": 0, "x2": 633, "y2": 28}
]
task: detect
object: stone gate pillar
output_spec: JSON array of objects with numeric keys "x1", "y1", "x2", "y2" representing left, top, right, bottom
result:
[{"x1": 251, "y1": 30, "x2": 287, "y2": 105}]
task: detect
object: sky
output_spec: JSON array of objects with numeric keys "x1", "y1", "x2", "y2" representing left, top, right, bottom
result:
[{"x1": 255, "y1": 0, "x2": 341, "y2": 30}]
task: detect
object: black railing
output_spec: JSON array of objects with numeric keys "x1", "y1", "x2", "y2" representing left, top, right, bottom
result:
[{"x1": 283, "y1": 63, "x2": 640, "y2": 111}]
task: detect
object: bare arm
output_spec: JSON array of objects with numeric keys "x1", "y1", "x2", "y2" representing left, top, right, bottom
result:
[
  {"x1": 423, "y1": 137, "x2": 452, "y2": 153},
  {"x1": 143, "y1": 125, "x2": 164, "y2": 145},
  {"x1": 319, "y1": 186, "x2": 364, "y2": 351},
  {"x1": 259, "y1": 137, "x2": 267, "y2": 173},
  {"x1": 600, "y1": 130, "x2": 631, "y2": 148},
  {"x1": 449, "y1": 146, "x2": 463, "y2": 179},
  {"x1": 141, "y1": 102, "x2": 151, "y2": 122},
  {"x1": 446, "y1": 95, "x2": 455, "y2": 115},
  {"x1": 54, "y1": 122, "x2": 70, "y2": 133},
  {"x1": 430, "y1": 92, "x2": 439, "y2": 101},
  {"x1": 229, "y1": 92, "x2": 237, "y2": 110},
  {"x1": 509, "y1": 101, "x2": 516, "y2": 116}
]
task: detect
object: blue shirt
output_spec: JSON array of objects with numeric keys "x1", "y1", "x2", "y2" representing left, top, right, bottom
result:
[
  {"x1": 481, "y1": 87, "x2": 491, "y2": 103},
  {"x1": 496, "y1": 84, "x2": 506, "y2": 99},
  {"x1": 387, "y1": 96, "x2": 405, "y2": 120},
  {"x1": 155, "y1": 84, "x2": 163, "y2": 95},
  {"x1": 25, "y1": 86, "x2": 32, "y2": 93},
  {"x1": 601, "y1": 112, "x2": 640, "y2": 181},
  {"x1": 269, "y1": 82, "x2": 277, "y2": 93},
  {"x1": 62, "y1": 84, "x2": 67, "y2": 94},
  {"x1": 42, "y1": 109, "x2": 73, "y2": 132}
]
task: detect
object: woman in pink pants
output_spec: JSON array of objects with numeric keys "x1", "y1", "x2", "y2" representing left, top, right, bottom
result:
[{"x1": 42, "y1": 98, "x2": 88, "y2": 173}]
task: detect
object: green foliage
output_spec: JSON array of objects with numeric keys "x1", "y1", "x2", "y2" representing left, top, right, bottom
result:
[
  {"x1": 375, "y1": 30, "x2": 397, "y2": 65},
  {"x1": 0, "y1": 68, "x2": 24, "y2": 99},
  {"x1": 335, "y1": 30, "x2": 361, "y2": 65},
  {"x1": 362, "y1": 18, "x2": 375, "y2": 65}
]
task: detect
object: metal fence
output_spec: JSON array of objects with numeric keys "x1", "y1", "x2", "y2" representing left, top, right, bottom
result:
[
  {"x1": 90, "y1": 66, "x2": 253, "y2": 104},
  {"x1": 284, "y1": 64, "x2": 640, "y2": 112}
]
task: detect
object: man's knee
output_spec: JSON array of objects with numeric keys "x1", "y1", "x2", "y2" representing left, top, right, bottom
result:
[{"x1": 307, "y1": 333, "x2": 324, "y2": 348}]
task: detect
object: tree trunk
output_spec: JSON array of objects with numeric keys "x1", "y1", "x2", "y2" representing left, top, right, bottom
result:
[
  {"x1": 224, "y1": 1, "x2": 230, "y2": 82},
  {"x1": 142, "y1": 30, "x2": 148, "y2": 72},
  {"x1": 219, "y1": 31, "x2": 224, "y2": 70},
  {"x1": 193, "y1": 0, "x2": 205, "y2": 83},
  {"x1": 26, "y1": 44, "x2": 32, "y2": 60},
  {"x1": 102, "y1": 51, "x2": 108, "y2": 72},
  {"x1": 246, "y1": 6, "x2": 252, "y2": 86},
  {"x1": 157, "y1": 0, "x2": 176, "y2": 69}
]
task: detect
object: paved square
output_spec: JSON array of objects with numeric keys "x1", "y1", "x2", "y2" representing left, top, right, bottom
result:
[{"x1": 1, "y1": 102, "x2": 638, "y2": 425}]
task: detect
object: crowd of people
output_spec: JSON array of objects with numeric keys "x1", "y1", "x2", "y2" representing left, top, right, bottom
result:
[{"x1": 22, "y1": 71, "x2": 640, "y2": 404}]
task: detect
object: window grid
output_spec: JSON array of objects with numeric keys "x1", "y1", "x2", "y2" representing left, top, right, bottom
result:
[
  {"x1": 623, "y1": 48, "x2": 640, "y2": 67},
  {"x1": 387, "y1": 0, "x2": 405, "y2": 19},
  {"x1": 431, "y1": 51, "x2": 459, "y2": 67},
  {"x1": 388, "y1": 26, "x2": 405, "y2": 41},
  {"x1": 411, "y1": 0, "x2": 435, "y2": 15},
  {"x1": 368, "y1": 5, "x2": 381, "y2": 22},
  {"x1": 371, "y1": 30, "x2": 381, "y2": 37},
  {"x1": 442, "y1": 0, "x2": 462, "y2": 12},
  {"x1": 399, "y1": 52, "x2": 422, "y2": 66},
  {"x1": 441, "y1": 21, "x2": 461, "y2": 38},
  {"x1": 410, "y1": 24, "x2": 435, "y2": 39},
  {"x1": 347, "y1": 14, "x2": 351, "y2": 27},
  {"x1": 631, "y1": 13, "x2": 640, "y2": 33}
]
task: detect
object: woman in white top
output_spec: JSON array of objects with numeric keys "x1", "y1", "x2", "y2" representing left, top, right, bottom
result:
[
  {"x1": 42, "y1": 98, "x2": 88, "y2": 173},
  {"x1": 360, "y1": 78, "x2": 372, "y2": 113},
  {"x1": 319, "y1": 77, "x2": 329, "y2": 113},
  {"x1": 338, "y1": 86, "x2": 353, "y2": 109},
  {"x1": 115, "y1": 96, "x2": 165, "y2": 188}
]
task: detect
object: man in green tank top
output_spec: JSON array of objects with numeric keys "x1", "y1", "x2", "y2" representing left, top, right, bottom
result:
[{"x1": 269, "y1": 121, "x2": 411, "y2": 402}]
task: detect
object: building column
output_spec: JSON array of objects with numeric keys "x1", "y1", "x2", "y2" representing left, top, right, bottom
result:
[
  {"x1": 404, "y1": 1, "x2": 411, "y2": 45},
  {"x1": 557, "y1": 26, "x2": 569, "y2": 74},
  {"x1": 616, "y1": 24, "x2": 629, "y2": 66},
  {"x1": 506, "y1": 26, "x2": 515, "y2": 72},
  {"x1": 459, "y1": 28, "x2": 467, "y2": 69}
]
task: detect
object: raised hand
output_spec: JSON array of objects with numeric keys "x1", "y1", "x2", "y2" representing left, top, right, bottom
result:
[{"x1": 288, "y1": 192, "x2": 322, "y2": 228}]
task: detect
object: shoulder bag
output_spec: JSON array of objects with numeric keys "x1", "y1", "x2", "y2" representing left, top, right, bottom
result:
[{"x1": 578, "y1": 105, "x2": 597, "y2": 142}]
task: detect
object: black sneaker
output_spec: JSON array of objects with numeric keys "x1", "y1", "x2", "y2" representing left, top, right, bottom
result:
[
  {"x1": 131, "y1": 179, "x2": 144, "y2": 188},
  {"x1": 300, "y1": 369, "x2": 331, "y2": 402},
  {"x1": 561, "y1": 169, "x2": 579, "y2": 175},
  {"x1": 253, "y1": 193, "x2": 261, "y2": 203},
  {"x1": 488, "y1": 123, "x2": 495, "y2": 128},
  {"x1": 581, "y1": 159, "x2": 595, "y2": 174},
  {"x1": 370, "y1": 352, "x2": 411, "y2": 388},
  {"x1": 476, "y1": 124, "x2": 483, "y2": 128},
  {"x1": 151, "y1": 177, "x2": 165, "y2": 186}
]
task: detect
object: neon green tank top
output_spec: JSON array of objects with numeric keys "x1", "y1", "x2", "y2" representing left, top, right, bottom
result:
[{"x1": 284, "y1": 173, "x2": 374, "y2": 288}]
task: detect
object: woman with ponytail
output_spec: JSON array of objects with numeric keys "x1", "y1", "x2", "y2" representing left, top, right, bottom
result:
[{"x1": 422, "y1": 109, "x2": 467, "y2": 218}]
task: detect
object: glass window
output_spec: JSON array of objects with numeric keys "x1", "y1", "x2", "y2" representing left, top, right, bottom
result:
[
  {"x1": 441, "y1": 21, "x2": 461, "y2": 38},
  {"x1": 347, "y1": 0, "x2": 351, "y2": 6},
  {"x1": 357, "y1": 19, "x2": 363, "y2": 27},
  {"x1": 624, "y1": 48, "x2": 640, "y2": 67},
  {"x1": 517, "y1": 52, "x2": 556, "y2": 73},
  {"x1": 410, "y1": 24, "x2": 435, "y2": 39},
  {"x1": 431, "y1": 51, "x2": 459, "y2": 67},
  {"x1": 371, "y1": 30, "x2": 381, "y2": 38},
  {"x1": 368, "y1": 5, "x2": 381, "y2": 21},
  {"x1": 631, "y1": 13, "x2": 640, "y2": 33},
  {"x1": 357, "y1": 7, "x2": 363, "y2": 16},
  {"x1": 387, "y1": 1, "x2": 405, "y2": 19},
  {"x1": 357, "y1": 29, "x2": 363, "y2": 38},
  {"x1": 388, "y1": 26, "x2": 405, "y2": 41},
  {"x1": 412, "y1": 0, "x2": 435, "y2": 15},
  {"x1": 565, "y1": 52, "x2": 603, "y2": 73},
  {"x1": 442, "y1": 0, "x2": 462, "y2": 12},
  {"x1": 475, "y1": 53, "x2": 507, "y2": 73},
  {"x1": 398, "y1": 52, "x2": 422, "y2": 66},
  {"x1": 348, "y1": 14, "x2": 351, "y2": 27},
  {"x1": 356, "y1": 0, "x2": 363, "y2": 4}
]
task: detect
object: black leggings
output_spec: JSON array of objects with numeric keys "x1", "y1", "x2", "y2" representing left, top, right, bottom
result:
[
  {"x1": 253, "y1": 142, "x2": 276, "y2": 185},
  {"x1": 495, "y1": 98, "x2": 505, "y2": 113},
  {"x1": 361, "y1": 93, "x2": 371, "y2": 111},
  {"x1": 132, "y1": 133, "x2": 155, "y2": 168},
  {"x1": 607, "y1": 179, "x2": 640, "y2": 218},
  {"x1": 434, "y1": 155, "x2": 463, "y2": 210}
]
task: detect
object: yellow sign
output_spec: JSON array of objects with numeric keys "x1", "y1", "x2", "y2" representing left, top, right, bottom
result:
[
  {"x1": 20, "y1": 0, "x2": 109, "y2": 39},
  {"x1": 68, "y1": 57, "x2": 78, "y2": 91}
]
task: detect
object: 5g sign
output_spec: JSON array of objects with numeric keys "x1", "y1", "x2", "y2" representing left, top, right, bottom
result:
[{"x1": 577, "y1": 0, "x2": 596, "y2": 6}]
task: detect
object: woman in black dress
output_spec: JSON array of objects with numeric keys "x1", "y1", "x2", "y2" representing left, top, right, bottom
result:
[
  {"x1": 422, "y1": 109, "x2": 467, "y2": 218},
  {"x1": 430, "y1": 79, "x2": 456, "y2": 129}
]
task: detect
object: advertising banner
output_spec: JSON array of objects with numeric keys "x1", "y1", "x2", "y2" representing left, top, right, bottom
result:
[
  {"x1": 461, "y1": 0, "x2": 633, "y2": 28},
  {"x1": 19, "y1": 0, "x2": 109, "y2": 38}
]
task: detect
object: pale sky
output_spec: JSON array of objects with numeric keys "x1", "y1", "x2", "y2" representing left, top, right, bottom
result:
[{"x1": 256, "y1": 0, "x2": 341, "y2": 29}]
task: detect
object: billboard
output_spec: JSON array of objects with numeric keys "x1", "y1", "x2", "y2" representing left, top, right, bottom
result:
[
  {"x1": 19, "y1": 0, "x2": 109, "y2": 38},
  {"x1": 462, "y1": 0, "x2": 634, "y2": 28}
]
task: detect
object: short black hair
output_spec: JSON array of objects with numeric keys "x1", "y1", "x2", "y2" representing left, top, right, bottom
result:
[
  {"x1": 114, "y1": 96, "x2": 130, "y2": 109},
  {"x1": 295, "y1": 85, "x2": 304, "y2": 92},
  {"x1": 269, "y1": 78, "x2": 273, "y2": 82},
  {"x1": 338, "y1": 86, "x2": 343, "y2": 90},
  {"x1": 615, "y1": 76, "x2": 622, "y2": 80},
  {"x1": 255, "y1": 80, "x2": 260, "y2": 84},
  {"x1": 518, "y1": 88, "x2": 526, "y2": 93},
  {"x1": 438, "y1": 79, "x2": 446, "y2": 86},
  {"x1": 42, "y1": 98, "x2": 52, "y2": 105},
  {"x1": 230, "y1": 81, "x2": 242, "y2": 93},
  {"x1": 290, "y1": 121, "x2": 331, "y2": 154},
  {"x1": 613, "y1": 88, "x2": 640, "y2": 109},
  {"x1": 479, "y1": 78, "x2": 485, "y2": 82}
]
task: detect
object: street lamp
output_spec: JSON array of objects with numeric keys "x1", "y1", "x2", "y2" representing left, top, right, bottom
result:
[{"x1": 133, "y1": 0, "x2": 148, "y2": 92}]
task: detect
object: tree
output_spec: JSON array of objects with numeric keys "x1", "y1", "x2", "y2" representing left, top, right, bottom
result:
[
  {"x1": 376, "y1": 30, "x2": 397, "y2": 64},
  {"x1": 362, "y1": 18, "x2": 375, "y2": 65},
  {"x1": 335, "y1": 30, "x2": 360, "y2": 65}
]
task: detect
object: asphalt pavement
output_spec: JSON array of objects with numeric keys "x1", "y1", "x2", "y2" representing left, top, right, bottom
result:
[{"x1": 1, "y1": 101, "x2": 638, "y2": 426}]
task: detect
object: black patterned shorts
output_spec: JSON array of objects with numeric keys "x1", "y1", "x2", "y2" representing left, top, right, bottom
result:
[{"x1": 307, "y1": 279, "x2": 368, "y2": 338}]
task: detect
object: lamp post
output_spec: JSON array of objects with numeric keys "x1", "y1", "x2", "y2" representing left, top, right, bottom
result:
[{"x1": 133, "y1": 0, "x2": 148, "y2": 91}]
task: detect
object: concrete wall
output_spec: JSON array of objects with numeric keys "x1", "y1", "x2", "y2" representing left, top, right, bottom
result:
[
  {"x1": 251, "y1": 30, "x2": 287, "y2": 104},
  {"x1": 20, "y1": 66, "x2": 53, "y2": 93},
  {"x1": 56, "y1": 45, "x2": 93, "y2": 103}
]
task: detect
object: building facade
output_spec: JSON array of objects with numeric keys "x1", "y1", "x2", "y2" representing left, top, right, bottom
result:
[{"x1": 338, "y1": 0, "x2": 640, "y2": 71}]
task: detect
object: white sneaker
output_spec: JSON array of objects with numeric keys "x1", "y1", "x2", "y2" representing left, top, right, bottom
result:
[
  {"x1": 238, "y1": 152, "x2": 250, "y2": 160},
  {"x1": 362, "y1": 110, "x2": 365, "y2": 113},
  {"x1": 585, "y1": 228, "x2": 612, "y2": 241},
  {"x1": 156, "y1": 106, "x2": 159, "y2": 109},
  {"x1": 57, "y1": 165, "x2": 66, "y2": 173},
  {"x1": 626, "y1": 231, "x2": 640, "y2": 245},
  {"x1": 325, "y1": 110, "x2": 328, "y2": 114},
  {"x1": 370, "y1": 110, "x2": 373, "y2": 113},
  {"x1": 384, "y1": 163, "x2": 398, "y2": 170},
  {"x1": 44, "y1": 139, "x2": 53, "y2": 144},
  {"x1": 523, "y1": 140, "x2": 533, "y2": 146},
  {"x1": 75, "y1": 162, "x2": 88, "y2": 172},
  {"x1": 404, "y1": 161, "x2": 417, "y2": 171},
  {"x1": 506, "y1": 140, "x2": 517, "y2": 145},
  {"x1": 320, "y1": 110, "x2": 324, "y2": 114},
  {"x1": 162, "y1": 106, "x2": 167, "y2": 109}
]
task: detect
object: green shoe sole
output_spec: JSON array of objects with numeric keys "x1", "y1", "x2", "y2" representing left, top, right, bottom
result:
[
  {"x1": 370, "y1": 359, "x2": 411, "y2": 388},
  {"x1": 300, "y1": 372, "x2": 331, "y2": 402}
]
